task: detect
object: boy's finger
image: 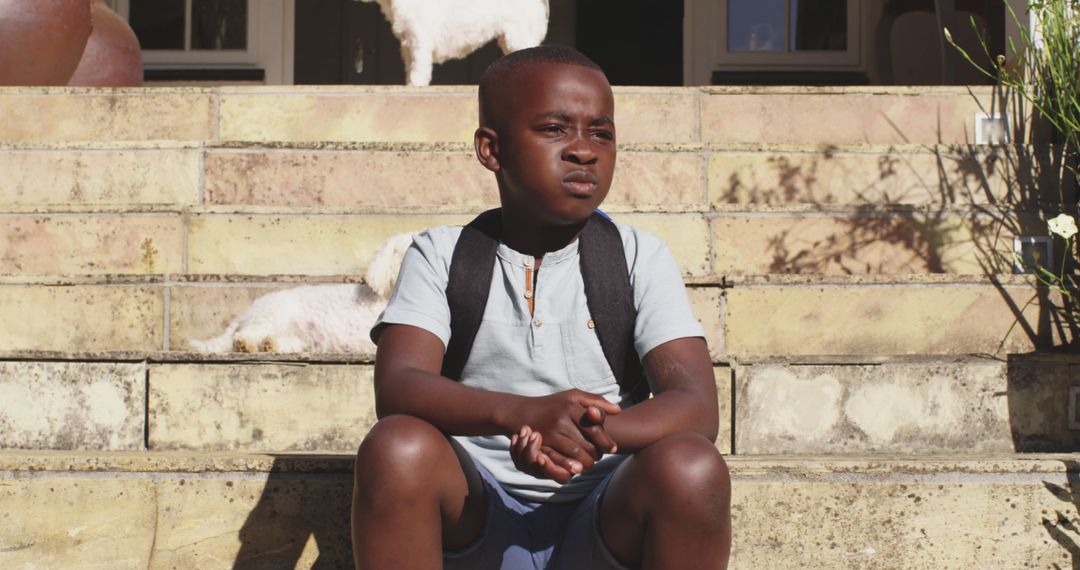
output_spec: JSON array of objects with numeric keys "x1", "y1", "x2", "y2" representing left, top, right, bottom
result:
[
  {"x1": 548, "y1": 434, "x2": 593, "y2": 473},
  {"x1": 573, "y1": 394, "x2": 621, "y2": 415},
  {"x1": 580, "y1": 425, "x2": 617, "y2": 456},
  {"x1": 538, "y1": 446, "x2": 575, "y2": 483}
]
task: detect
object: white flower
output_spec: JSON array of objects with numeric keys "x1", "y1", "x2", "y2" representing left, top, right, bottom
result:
[{"x1": 1048, "y1": 213, "x2": 1078, "y2": 239}]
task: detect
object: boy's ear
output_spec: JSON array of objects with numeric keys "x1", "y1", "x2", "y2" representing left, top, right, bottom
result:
[{"x1": 474, "y1": 127, "x2": 500, "y2": 173}]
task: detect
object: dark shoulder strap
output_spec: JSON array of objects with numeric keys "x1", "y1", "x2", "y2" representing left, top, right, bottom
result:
[
  {"x1": 441, "y1": 208, "x2": 501, "y2": 381},
  {"x1": 579, "y1": 213, "x2": 649, "y2": 403}
]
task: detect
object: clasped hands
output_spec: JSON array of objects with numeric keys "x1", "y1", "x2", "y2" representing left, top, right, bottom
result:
[{"x1": 507, "y1": 389, "x2": 621, "y2": 484}]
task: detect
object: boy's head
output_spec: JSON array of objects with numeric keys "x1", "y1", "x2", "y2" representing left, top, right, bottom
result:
[{"x1": 475, "y1": 46, "x2": 615, "y2": 227}]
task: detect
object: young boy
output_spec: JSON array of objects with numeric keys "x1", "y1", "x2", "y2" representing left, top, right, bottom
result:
[{"x1": 352, "y1": 46, "x2": 731, "y2": 570}]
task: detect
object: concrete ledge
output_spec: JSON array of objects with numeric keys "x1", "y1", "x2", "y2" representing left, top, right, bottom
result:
[{"x1": 0, "y1": 451, "x2": 1074, "y2": 569}]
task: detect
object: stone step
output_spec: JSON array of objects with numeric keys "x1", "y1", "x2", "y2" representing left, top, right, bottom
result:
[
  {"x1": 1, "y1": 141, "x2": 1041, "y2": 213},
  {"x1": 0, "y1": 451, "x2": 1075, "y2": 569},
  {"x1": 0, "y1": 86, "x2": 1004, "y2": 146},
  {"x1": 3, "y1": 356, "x2": 1075, "y2": 455},
  {"x1": 0, "y1": 210, "x2": 1024, "y2": 277},
  {"x1": 0, "y1": 276, "x2": 1048, "y2": 357}
]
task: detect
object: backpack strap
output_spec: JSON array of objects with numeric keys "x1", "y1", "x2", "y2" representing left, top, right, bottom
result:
[
  {"x1": 442, "y1": 208, "x2": 501, "y2": 381},
  {"x1": 443, "y1": 209, "x2": 648, "y2": 402},
  {"x1": 579, "y1": 214, "x2": 649, "y2": 403}
]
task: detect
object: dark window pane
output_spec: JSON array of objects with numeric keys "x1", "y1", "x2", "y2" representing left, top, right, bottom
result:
[
  {"x1": 130, "y1": 0, "x2": 185, "y2": 50},
  {"x1": 192, "y1": 0, "x2": 248, "y2": 50},
  {"x1": 791, "y1": 0, "x2": 847, "y2": 51},
  {"x1": 728, "y1": 0, "x2": 785, "y2": 52}
]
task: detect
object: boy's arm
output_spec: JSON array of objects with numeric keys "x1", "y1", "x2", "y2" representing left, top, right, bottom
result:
[
  {"x1": 374, "y1": 323, "x2": 620, "y2": 467},
  {"x1": 600, "y1": 336, "x2": 719, "y2": 453}
]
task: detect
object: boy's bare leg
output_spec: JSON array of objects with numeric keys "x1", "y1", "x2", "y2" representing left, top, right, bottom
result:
[
  {"x1": 599, "y1": 432, "x2": 732, "y2": 570},
  {"x1": 351, "y1": 414, "x2": 487, "y2": 570}
]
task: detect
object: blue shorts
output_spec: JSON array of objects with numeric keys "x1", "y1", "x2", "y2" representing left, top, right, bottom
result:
[{"x1": 444, "y1": 458, "x2": 631, "y2": 570}]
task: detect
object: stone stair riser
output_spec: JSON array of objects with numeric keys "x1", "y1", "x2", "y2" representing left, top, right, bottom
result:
[
  {"x1": 1, "y1": 146, "x2": 1035, "y2": 211},
  {"x1": 1, "y1": 87, "x2": 1004, "y2": 146},
  {"x1": 0, "y1": 454, "x2": 1074, "y2": 569},
  {"x1": 0, "y1": 212, "x2": 1019, "y2": 277},
  {"x1": 0, "y1": 361, "x2": 733, "y2": 454},
  {"x1": 0, "y1": 282, "x2": 1046, "y2": 356}
]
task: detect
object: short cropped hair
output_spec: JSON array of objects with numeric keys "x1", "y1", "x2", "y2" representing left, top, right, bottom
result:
[{"x1": 478, "y1": 46, "x2": 604, "y2": 128}]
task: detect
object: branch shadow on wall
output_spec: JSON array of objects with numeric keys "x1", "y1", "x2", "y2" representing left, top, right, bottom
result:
[
  {"x1": 714, "y1": 83, "x2": 1076, "y2": 343},
  {"x1": 715, "y1": 82, "x2": 1079, "y2": 563},
  {"x1": 1042, "y1": 460, "x2": 1080, "y2": 570}
]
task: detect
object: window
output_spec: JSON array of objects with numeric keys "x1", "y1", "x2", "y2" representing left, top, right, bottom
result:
[
  {"x1": 685, "y1": 0, "x2": 862, "y2": 84},
  {"x1": 107, "y1": 0, "x2": 293, "y2": 84},
  {"x1": 118, "y1": 0, "x2": 257, "y2": 66},
  {"x1": 727, "y1": 0, "x2": 848, "y2": 53}
]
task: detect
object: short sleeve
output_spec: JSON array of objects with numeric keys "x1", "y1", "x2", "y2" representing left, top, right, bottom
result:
[
  {"x1": 627, "y1": 229, "x2": 706, "y2": 358},
  {"x1": 370, "y1": 226, "x2": 460, "y2": 349}
]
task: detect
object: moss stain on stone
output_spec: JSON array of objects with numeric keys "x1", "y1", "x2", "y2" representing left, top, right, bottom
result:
[{"x1": 140, "y1": 238, "x2": 157, "y2": 274}]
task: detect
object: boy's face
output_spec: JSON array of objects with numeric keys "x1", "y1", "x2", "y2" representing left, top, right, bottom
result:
[{"x1": 484, "y1": 63, "x2": 616, "y2": 226}]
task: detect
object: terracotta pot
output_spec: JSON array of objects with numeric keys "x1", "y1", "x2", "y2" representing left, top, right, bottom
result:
[
  {"x1": 0, "y1": 0, "x2": 93, "y2": 85},
  {"x1": 68, "y1": 0, "x2": 143, "y2": 86}
]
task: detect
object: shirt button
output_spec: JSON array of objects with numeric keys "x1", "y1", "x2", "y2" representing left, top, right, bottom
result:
[
  {"x1": 586, "y1": 319, "x2": 595, "y2": 329},
  {"x1": 524, "y1": 290, "x2": 533, "y2": 299},
  {"x1": 524, "y1": 256, "x2": 534, "y2": 267},
  {"x1": 533, "y1": 319, "x2": 543, "y2": 328}
]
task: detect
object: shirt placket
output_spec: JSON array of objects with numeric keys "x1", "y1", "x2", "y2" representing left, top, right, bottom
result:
[{"x1": 523, "y1": 255, "x2": 543, "y2": 350}]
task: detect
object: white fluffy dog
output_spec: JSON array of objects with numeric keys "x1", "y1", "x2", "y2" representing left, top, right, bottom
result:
[
  {"x1": 189, "y1": 232, "x2": 415, "y2": 356},
  {"x1": 360, "y1": 0, "x2": 549, "y2": 86}
]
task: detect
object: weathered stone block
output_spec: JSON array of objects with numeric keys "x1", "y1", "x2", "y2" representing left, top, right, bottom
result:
[
  {"x1": 1005, "y1": 355, "x2": 1080, "y2": 452},
  {"x1": 715, "y1": 367, "x2": 733, "y2": 455},
  {"x1": 690, "y1": 286, "x2": 726, "y2": 360},
  {"x1": 0, "y1": 477, "x2": 156, "y2": 569},
  {"x1": 204, "y1": 149, "x2": 498, "y2": 209},
  {"x1": 148, "y1": 363, "x2": 377, "y2": 452},
  {"x1": 712, "y1": 214, "x2": 997, "y2": 275},
  {"x1": 734, "y1": 361, "x2": 1013, "y2": 454},
  {"x1": 186, "y1": 213, "x2": 471, "y2": 275},
  {"x1": 0, "y1": 90, "x2": 214, "y2": 142},
  {"x1": 0, "y1": 215, "x2": 184, "y2": 274},
  {"x1": 0, "y1": 285, "x2": 163, "y2": 352},
  {"x1": 608, "y1": 152, "x2": 706, "y2": 210},
  {"x1": 702, "y1": 90, "x2": 990, "y2": 145},
  {"x1": 708, "y1": 148, "x2": 1012, "y2": 206},
  {"x1": 0, "y1": 148, "x2": 200, "y2": 207},
  {"x1": 730, "y1": 470, "x2": 1076, "y2": 569},
  {"x1": 725, "y1": 284, "x2": 1039, "y2": 357},
  {"x1": 620, "y1": 213, "x2": 711, "y2": 276},
  {"x1": 151, "y1": 474, "x2": 352, "y2": 569},
  {"x1": 218, "y1": 92, "x2": 478, "y2": 143},
  {"x1": 613, "y1": 91, "x2": 699, "y2": 144},
  {"x1": 0, "y1": 362, "x2": 145, "y2": 450}
]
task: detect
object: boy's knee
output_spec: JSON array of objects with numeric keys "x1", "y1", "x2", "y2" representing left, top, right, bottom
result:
[
  {"x1": 636, "y1": 433, "x2": 731, "y2": 504},
  {"x1": 355, "y1": 414, "x2": 448, "y2": 484}
]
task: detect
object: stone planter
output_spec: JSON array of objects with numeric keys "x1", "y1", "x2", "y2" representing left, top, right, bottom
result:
[
  {"x1": 0, "y1": 0, "x2": 93, "y2": 85},
  {"x1": 68, "y1": 0, "x2": 143, "y2": 87}
]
